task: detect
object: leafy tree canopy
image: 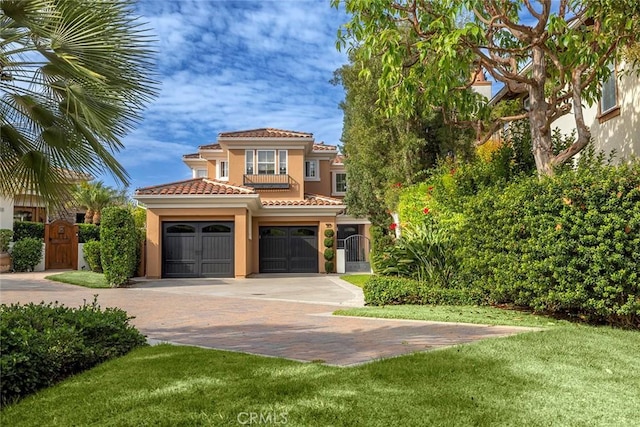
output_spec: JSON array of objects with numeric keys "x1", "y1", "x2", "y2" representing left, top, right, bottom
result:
[{"x1": 333, "y1": 0, "x2": 640, "y2": 176}]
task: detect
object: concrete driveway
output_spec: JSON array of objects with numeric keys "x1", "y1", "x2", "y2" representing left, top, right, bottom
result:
[{"x1": 0, "y1": 272, "x2": 538, "y2": 366}]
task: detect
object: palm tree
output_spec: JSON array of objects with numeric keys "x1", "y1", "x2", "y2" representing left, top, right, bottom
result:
[
  {"x1": 73, "y1": 181, "x2": 125, "y2": 224},
  {"x1": 0, "y1": 0, "x2": 157, "y2": 207}
]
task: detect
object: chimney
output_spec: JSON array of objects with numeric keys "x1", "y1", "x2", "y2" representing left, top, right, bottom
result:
[{"x1": 471, "y1": 69, "x2": 492, "y2": 100}]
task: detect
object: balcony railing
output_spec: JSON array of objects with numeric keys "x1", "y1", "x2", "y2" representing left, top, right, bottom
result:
[{"x1": 243, "y1": 174, "x2": 290, "y2": 189}]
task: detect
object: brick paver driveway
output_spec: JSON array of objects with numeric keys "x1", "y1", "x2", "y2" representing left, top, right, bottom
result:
[{"x1": 0, "y1": 272, "x2": 538, "y2": 366}]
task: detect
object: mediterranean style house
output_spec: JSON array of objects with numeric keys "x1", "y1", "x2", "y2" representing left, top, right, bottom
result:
[{"x1": 134, "y1": 128, "x2": 371, "y2": 278}]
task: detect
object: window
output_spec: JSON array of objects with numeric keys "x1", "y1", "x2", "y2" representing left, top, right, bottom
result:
[
  {"x1": 333, "y1": 172, "x2": 347, "y2": 195},
  {"x1": 257, "y1": 150, "x2": 276, "y2": 175},
  {"x1": 600, "y1": 62, "x2": 618, "y2": 115},
  {"x1": 305, "y1": 160, "x2": 319, "y2": 180},
  {"x1": 245, "y1": 150, "x2": 254, "y2": 174},
  {"x1": 279, "y1": 150, "x2": 287, "y2": 174},
  {"x1": 218, "y1": 160, "x2": 228, "y2": 180},
  {"x1": 195, "y1": 169, "x2": 207, "y2": 178}
]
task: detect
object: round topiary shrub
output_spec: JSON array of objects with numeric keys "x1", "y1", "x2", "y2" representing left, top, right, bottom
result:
[
  {"x1": 324, "y1": 237, "x2": 334, "y2": 248},
  {"x1": 324, "y1": 248, "x2": 335, "y2": 261},
  {"x1": 324, "y1": 261, "x2": 334, "y2": 273},
  {"x1": 324, "y1": 228, "x2": 335, "y2": 238},
  {"x1": 10, "y1": 238, "x2": 42, "y2": 272}
]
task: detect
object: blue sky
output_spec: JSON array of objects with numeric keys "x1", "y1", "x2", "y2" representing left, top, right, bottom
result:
[{"x1": 101, "y1": 0, "x2": 349, "y2": 191}]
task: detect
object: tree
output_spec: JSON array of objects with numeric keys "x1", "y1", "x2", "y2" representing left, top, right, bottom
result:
[
  {"x1": 73, "y1": 181, "x2": 126, "y2": 224},
  {"x1": 334, "y1": 0, "x2": 640, "y2": 176},
  {"x1": 1, "y1": 0, "x2": 156, "y2": 205},
  {"x1": 333, "y1": 48, "x2": 473, "y2": 226}
]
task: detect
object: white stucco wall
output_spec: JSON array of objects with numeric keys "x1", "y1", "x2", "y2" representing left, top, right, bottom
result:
[
  {"x1": 552, "y1": 61, "x2": 640, "y2": 162},
  {"x1": 0, "y1": 196, "x2": 14, "y2": 230}
]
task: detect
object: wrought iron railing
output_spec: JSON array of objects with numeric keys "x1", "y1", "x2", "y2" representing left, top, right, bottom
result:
[{"x1": 243, "y1": 174, "x2": 290, "y2": 189}]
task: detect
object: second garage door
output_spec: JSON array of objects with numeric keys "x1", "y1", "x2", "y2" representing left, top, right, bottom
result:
[
  {"x1": 163, "y1": 221, "x2": 234, "y2": 278},
  {"x1": 259, "y1": 226, "x2": 318, "y2": 273}
]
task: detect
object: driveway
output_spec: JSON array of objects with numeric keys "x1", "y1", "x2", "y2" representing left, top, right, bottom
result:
[{"x1": 0, "y1": 272, "x2": 538, "y2": 366}]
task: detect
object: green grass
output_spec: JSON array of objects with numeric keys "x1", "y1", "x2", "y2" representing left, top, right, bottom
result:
[
  {"x1": 45, "y1": 271, "x2": 110, "y2": 288},
  {"x1": 339, "y1": 274, "x2": 371, "y2": 288},
  {"x1": 334, "y1": 305, "x2": 564, "y2": 328},
  {"x1": 1, "y1": 325, "x2": 638, "y2": 426}
]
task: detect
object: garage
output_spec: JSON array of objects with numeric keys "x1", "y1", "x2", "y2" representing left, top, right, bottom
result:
[
  {"x1": 259, "y1": 226, "x2": 318, "y2": 273},
  {"x1": 162, "y1": 221, "x2": 234, "y2": 278}
]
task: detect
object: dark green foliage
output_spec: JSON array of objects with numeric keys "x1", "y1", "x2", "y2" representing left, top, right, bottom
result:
[
  {"x1": 77, "y1": 224, "x2": 100, "y2": 243},
  {"x1": 324, "y1": 237, "x2": 334, "y2": 248},
  {"x1": 323, "y1": 248, "x2": 335, "y2": 261},
  {"x1": 82, "y1": 240, "x2": 102, "y2": 273},
  {"x1": 100, "y1": 207, "x2": 137, "y2": 287},
  {"x1": 369, "y1": 225, "x2": 395, "y2": 273},
  {"x1": 325, "y1": 261, "x2": 335, "y2": 273},
  {"x1": 0, "y1": 229, "x2": 12, "y2": 252},
  {"x1": 9, "y1": 237, "x2": 42, "y2": 272},
  {"x1": 456, "y1": 160, "x2": 640, "y2": 327},
  {"x1": 364, "y1": 276, "x2": 483, "y2": 306},
  {"x1": 0, "y1": 299, "x2": 146, "y2": 406},
  {"x1": 12, "y1": 221, "x2": 44, "y2": 241},
  {"x1": 324, "y1": 228, "x2": 335, "y2": 238}
]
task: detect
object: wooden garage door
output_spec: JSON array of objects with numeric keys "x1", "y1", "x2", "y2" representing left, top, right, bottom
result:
[
  {"x1": 259, "y1": 226, "x2": 318, "y2": 273},
  {"x1": 162, "y1": 222, "x2": 234, "y2": 278}
]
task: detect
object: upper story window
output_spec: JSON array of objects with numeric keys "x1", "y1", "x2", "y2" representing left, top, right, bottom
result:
[
  {"x1": 333, "y1": 172, "x2": 347, "y2": 195},
  {"x1": 195, "y1": 169, "x2": 207, "y2": 178},
  {"x1": 600, "y1": 62, "x2": 618, "y2": 116},
  {"x1": 218, "y1": 160, "x2": 229, "y2": 180},
  {"x1": 245, "y1": 150, "x2": 287, "y2": 175},
  {"x1": 304, "y1": 160, "x2": 319, "y2": 181}
]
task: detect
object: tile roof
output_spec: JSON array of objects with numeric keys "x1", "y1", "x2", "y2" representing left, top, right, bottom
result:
[
  {"x1": 332, "y1": 154, "x2": 345, "y2": 164},
  {"x1": 198, "y1": 143, "x2": 222, "y2": 150},
  {"x1": 135, "y1": 179, "x2": 255, "y2": 196},
  {"x1": 312, "y1": 143, "x2": 337, "y2": 152},
  {"x1": 262, "y1": 194, "x2": 344, "y2": 207},
  {"x1": 182, "y1": 153, "x2": 202, "y2": 159},
  {"x1": 219, "y1": 128, "x2": 313, "y2": 138}
]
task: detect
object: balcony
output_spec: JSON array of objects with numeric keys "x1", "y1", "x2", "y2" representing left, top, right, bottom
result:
[{"x1": 243, "y1": 174, "x2": 290, "y2": 189}]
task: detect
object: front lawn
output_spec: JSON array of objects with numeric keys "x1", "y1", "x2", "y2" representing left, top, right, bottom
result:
[
  {"x1": 339, "y1": 274, "x2": 371, "y2": 288},
  {"x1": 2, "y1": 325, "x2": 638, "y2": 426},
  {"x1": 45, "y1": 271, "x2": 110, "y2": 288},
  {"x1": 334, "y1": 305, "x2": 563, "y2": 328}
]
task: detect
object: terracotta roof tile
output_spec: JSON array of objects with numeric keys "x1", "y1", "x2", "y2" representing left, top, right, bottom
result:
[
  {"x1": 182, "y1": 153, "x2": 201, "y2": 159},
  {"x1": 312, "y1": 143, "x2": 337, "y2": 152},
  {"x1": 262, "y1": 194, "x2": 344, "y2": 207},
  {"x1": 198, "y1": 143, "x2": 222, "y2": 150},
  {"x1": 332, "y1": 154, "x2": 345, "y2": 164},
  {"x1": 136, "y1": 178, "x2": 255, "y2": 196},
  {"x1": 219, "y1": 128, "x2": 313, "y2": 138}
]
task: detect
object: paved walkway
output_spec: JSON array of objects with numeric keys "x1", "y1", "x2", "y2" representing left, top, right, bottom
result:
[{"x1": 0, "y1": 272, "x2": 538, "y2": 366}]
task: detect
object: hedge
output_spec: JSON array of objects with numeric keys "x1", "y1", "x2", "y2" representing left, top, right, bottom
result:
[
  {"x1": 10, "y1": 238, "x2": 43, "y2": 272},
  {"x1": 363, "y1": 276, "x2": 484, "y2": 306},
  {"x1": 12, "y1": 221, "x2": 44, "y2": 241},
  {"x1": 78, "y1": 223, "x2": 100, "y2": 243},
  {"x1": 100, "y1": 207, "x2": 138, "y2": 287},
  {"x1": 0, "y1": 299, "x2": 146, "y2": 406}
]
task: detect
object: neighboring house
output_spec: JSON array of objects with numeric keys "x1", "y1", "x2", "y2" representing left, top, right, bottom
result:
[
  {"x1": 491, "y1": 59, "x2": 639, "y2": 161},
  {"x1": 134, "y1": 128, "x2": 370, "y2": 278},
  {"x1": 0, "y1": 170, "x2": 90, "y2": 230}
]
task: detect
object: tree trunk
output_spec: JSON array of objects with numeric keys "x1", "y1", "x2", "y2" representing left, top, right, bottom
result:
[
  {"x1": 84, "y1": 209, "x2": 94, "y2": 224},
  {"x1": 529, "y1": 47, "x2": 554, "y2": 177},
  {"x1": 93, "y1": 210, "x2": 101, "y2": 225}
]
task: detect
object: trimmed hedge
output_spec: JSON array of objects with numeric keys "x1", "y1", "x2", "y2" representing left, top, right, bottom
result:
[
  {"x1": 364, "y1": 276, "x2": 484, "y2": 306},
  {"x1": 78, "y1": 223, "x2": 100, "y2": 243},
  {"x1": 12, "y1": 221, "x2": 44, "y2": 242},
  {"x1": 0, "y1": 299, "x2": 146, "y2": 406},
  {"x1": 100, "y1": 207, "x2": 137, "y2": 287},
  {"x1": 83, "y1": 240, "x2": 102, "y2": 273},
  {"x1": 10, "y1": 237, "x2": 42, "y2": 272}
]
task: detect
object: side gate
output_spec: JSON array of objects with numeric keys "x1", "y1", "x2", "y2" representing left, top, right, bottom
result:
[{"x1": 343, "y1": 234, "x2": 370, "y2": 273}]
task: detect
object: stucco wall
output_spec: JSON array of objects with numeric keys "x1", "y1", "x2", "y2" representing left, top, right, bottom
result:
[
  {"x1": 0, "y1": 196, "x2": 14, "y2": 230},
  {"x1": 304, "y1": 159, "x2": 332, "y2": 196}
]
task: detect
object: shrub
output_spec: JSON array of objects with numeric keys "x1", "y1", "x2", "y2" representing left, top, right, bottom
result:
[
  {"x1": 325, "y1": 261, "x2": 334, "y2": 273},
  {"x1": 324, "y1": 237, "x2": 334, "y2": 248},
  {"x1": 77, "y1": 223, "x2": 100, "y2": 243},
  {"x1": 324, "y1": 228, "x2": 335, "y2": 238},
  {"x1": 324, "y1": 248, "x2": 335, "y2": 261},
  {"x1": 0, "y1": 229, "x2": 12, "y2": 252},
  {"x1": 0, "y1": 298, "x2": 146, "y2": 406},
  {"x1": 10, "y1": 238, "x2": 42, "y2": 272},
  {"x1": 100, "y1": 207, "x2": 137, "y2": 287},
  {"x1": 456, "y1": 160, "x2": 640, "y2": 327},
  {"x1": 369, "y1": 225, "x2": 395, "y2": 273},
  {"x1": 83, "y1": 240, "x2": 102, "y2": 273},
  {"x1": 12, "y1": 221, "x2": 44, "y2": 241},
  {"x1": 363, "y1": 276, "x2": 484, "y2": 306}
]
